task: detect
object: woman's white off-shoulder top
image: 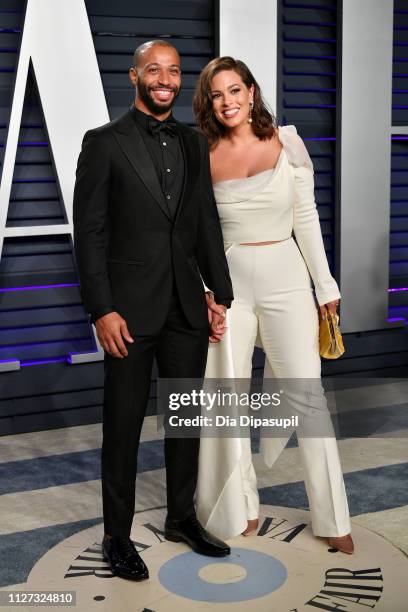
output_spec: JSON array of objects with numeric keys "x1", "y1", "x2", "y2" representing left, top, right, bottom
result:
[{"x1": 212, "y1": 125, "x2": 340, "y2": 306}]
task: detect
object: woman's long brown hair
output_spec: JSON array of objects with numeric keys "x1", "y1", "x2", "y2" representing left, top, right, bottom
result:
[{"x1": 193, "y1": 56, "x2": 276, "y2": 149}]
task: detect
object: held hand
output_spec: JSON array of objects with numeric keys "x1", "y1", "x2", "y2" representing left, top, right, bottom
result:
[
  {"x1": 205, "y1": 291, "x2": 227, "y2": 343},
  {"x1": 209, "y1": 311, "x2": 228, "y2": 343},
  {"x1": 319, "y1": 299, "x2": 340, "y2": 320},
  {"x1": 95, "y1": 311, "x2": 134, "y2": 358},
  {"x1": 205, "y1": 291, "x2": 227, "y2": 319}
]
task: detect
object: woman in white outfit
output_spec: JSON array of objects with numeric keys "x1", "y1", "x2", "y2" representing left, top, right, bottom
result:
[{"x1": 193, "y1": 57, "x2": 354, "y2": 554}]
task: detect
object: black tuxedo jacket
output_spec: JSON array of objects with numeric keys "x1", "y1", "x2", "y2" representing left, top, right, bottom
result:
[{"x1": 73, "y1": 108, "x2": 233, "y2": 334}]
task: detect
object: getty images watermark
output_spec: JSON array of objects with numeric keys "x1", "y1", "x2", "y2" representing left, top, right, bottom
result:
[
  {"x1": 167, "y1": 388, "x2": 298, "y2": 430},
  {"x1": 155, "y1": 378, "x2": 328, "y2": 439}
]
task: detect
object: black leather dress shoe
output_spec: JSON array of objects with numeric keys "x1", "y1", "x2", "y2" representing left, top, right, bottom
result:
[
  {"x1": 165, "y1": 514, "x2": 230, "y2": 557},
  {"x1": 102, "y1": 536, "x2": 149, "y2": 581}
]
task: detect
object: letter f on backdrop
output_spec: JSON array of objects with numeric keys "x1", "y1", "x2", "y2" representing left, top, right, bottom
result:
[{"x1": 0, "y1": 0, "x2": 109, "y2": 368}]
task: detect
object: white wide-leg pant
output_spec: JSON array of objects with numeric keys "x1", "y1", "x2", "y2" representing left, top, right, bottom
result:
[{"x1": 197, "y1": 238, "x2": 350, "y2": 538}]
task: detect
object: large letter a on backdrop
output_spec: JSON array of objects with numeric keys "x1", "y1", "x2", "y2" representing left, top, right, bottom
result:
[{"x1": 0, "y1": 0, "x2": 109, "y2": 370}]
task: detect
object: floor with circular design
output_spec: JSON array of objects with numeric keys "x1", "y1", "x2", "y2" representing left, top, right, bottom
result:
[{"x1": 25, "y1": 505, "x2": 408, "y2": 611}]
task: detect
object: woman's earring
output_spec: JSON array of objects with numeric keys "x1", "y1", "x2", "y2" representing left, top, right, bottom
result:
[{"x1": 248, "y1": 101, "x2": 254, "y2": 124}]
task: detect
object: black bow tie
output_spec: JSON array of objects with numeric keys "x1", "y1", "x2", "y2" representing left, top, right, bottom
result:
[{"x1": 147, "y1": 116, "x2": 178, "y2": 138}]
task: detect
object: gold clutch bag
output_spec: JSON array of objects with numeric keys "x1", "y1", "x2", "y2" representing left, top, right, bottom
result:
[{"x1": 319, "y1": 309, "x2": 345, "y2": 359}]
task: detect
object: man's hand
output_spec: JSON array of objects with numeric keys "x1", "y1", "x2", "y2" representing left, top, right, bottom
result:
[
  {"x1": 95, "y1": 311, "x2": 134, "y2": 358},
  {"x1": 205, "y1": 291, "x2": 227, "y2": 343}
]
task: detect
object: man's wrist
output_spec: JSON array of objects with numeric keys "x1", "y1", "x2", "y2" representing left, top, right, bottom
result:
[
  {"x1": 89, "y1": 306, "x2": 114, "y2": 325},
  {"x1": 204, "y1": 291, "x2": 231, "y2": 310},
  {"x1": 216, "y1": 299, "x2": 231, "y2": 309}
]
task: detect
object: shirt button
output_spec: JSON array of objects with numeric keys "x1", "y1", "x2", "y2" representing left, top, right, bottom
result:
[
  {"x1": 163, "y1": 141, "x2": 167, "y2": 146},
  {"x1": 166, "y1": 168, "x2": 171, "y2": 173},
  {"x1": 166, "y1": 194, "x2": 171, "y2": 199}
]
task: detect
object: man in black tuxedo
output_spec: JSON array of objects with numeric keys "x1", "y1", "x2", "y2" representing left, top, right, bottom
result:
[{"x1": 73, "y1": 40, "x2": 233, "y2": 581}]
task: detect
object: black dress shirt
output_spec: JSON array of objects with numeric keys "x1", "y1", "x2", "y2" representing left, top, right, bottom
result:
[{"x1": 131, "y1": 105, "x2": 184, "y2": 219}]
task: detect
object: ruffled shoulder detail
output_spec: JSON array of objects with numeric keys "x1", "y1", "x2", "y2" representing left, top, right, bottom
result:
[{"x1": 277, "y1": 125, "x2": 314, "y2": 174}]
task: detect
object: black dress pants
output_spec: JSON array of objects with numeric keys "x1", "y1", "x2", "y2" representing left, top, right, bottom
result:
[{"x1": 101, "y1": 289, "x2": 209, "y2": 538}]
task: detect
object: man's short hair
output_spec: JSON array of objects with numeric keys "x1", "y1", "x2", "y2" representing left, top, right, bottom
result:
[{"x1": 133, "y1": 40, "x2": 179, "y2": 68}]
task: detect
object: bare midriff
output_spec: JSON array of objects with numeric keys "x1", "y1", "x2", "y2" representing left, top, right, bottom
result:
[{"x1": 239, "y1": 240, "x2": 284, "y2": 246}]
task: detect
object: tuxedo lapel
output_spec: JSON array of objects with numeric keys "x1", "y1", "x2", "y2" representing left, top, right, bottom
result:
[{"x1": 113, "y1": 110, "x2": 171, "y2": 220}]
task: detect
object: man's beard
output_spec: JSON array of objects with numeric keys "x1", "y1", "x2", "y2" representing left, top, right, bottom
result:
[{"x1": 137, "y1": 78, "x2": 180, "y2": 114}]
